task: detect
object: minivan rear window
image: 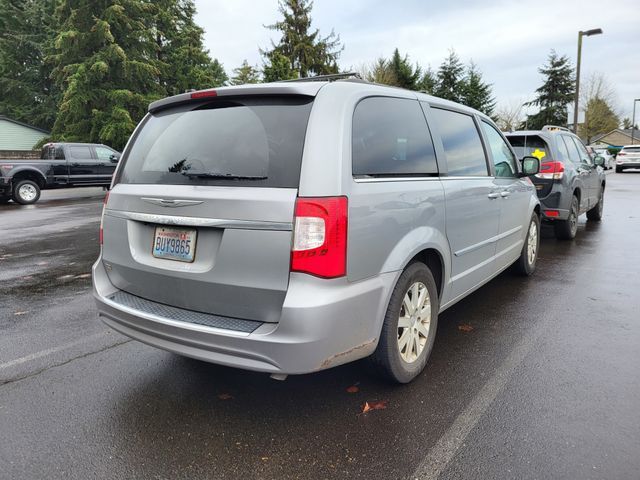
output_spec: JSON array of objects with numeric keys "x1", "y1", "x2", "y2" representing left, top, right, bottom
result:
[
  {"x1": 118, "y1": 96, "x2": 313, "y2": 188},
  {"x1": 352, "y1": 97, "x2": 438, "y2": 177}
]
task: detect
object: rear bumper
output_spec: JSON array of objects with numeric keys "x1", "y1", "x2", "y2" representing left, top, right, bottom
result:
[
  {"x1": 616, "y1": 161, "x2": 640, "y2": 169},
  {"x1": 93, "y1": 257, "x2": 397, "y2": 375}
]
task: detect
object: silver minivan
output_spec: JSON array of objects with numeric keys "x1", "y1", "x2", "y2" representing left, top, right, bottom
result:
[{"x1": 93, "y1": 78, "x2": 541, "y2": 383}]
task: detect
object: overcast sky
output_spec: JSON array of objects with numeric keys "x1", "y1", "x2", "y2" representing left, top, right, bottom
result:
[{"x1": 195, "y1": 0, "x2": 639, "y2": 120}]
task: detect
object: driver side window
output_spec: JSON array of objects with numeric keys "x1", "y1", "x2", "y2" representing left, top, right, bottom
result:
[{"x1": 480, "y1": 121, "x2": 518, "y2": 178}]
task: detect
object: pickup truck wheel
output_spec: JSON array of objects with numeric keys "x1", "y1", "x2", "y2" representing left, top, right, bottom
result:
[
  {"x1": 369, "y1": 262, "x2": 439, "y2": 384},
  {"x1": 12, "y1": 179, "x2": 41, "y2": 205},
  {"x1": 554, "y1": 195, "x2": 579, "y2": 240}
]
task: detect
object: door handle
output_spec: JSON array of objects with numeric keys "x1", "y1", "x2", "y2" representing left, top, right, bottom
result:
[
  {"x1": 487, "y1": 192, "x2": 500, "y2": 199},
  {"x1": 500, "y1": 191, "x2": 510, "y2": 198}
]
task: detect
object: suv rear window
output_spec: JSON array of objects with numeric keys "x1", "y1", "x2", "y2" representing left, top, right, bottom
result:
[
  {"x1": 622, "y1": 146, "x2": 640, "y2": 152},
  {"x1": 118, "y1": 96, "x2": 313, "y2": 188},
  {"x1": 505, "y1": 135, "x2": 549, "y2": 161}
]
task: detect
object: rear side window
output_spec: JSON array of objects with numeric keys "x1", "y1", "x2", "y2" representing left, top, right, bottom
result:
[
  {"x1": 69, "y1": 146, "x2": 91, "y2": 159},
  {"x1": 622, "y1": 146, "x2": 640, "y2": 153},
  {"x1": 431, "y1": 108, "x2": 487, "y2": 176},
  {"x1": 352, "y1": 97, "x2": 437, "y2": 177},
  {"x1": 119, "y1": 96, "x2": 313, "y2": 188}
]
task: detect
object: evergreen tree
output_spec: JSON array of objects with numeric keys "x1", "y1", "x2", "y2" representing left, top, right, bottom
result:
[
  {"x1": 230, "y1": 60, "x2": 261, "y2": 85},
  {"x1": 461, "y1": 62, "x2": 495, "y2": 116},
  {"x1": 263, "y1": 51, "x2": 297, "y2": 82},
  {"x1": 50, "y1": 0, "x2": 162, "y2": 151},
  {"x1": 0, "y1": 0, "x2": 58, "y2": 131},
  {"x1": 579, "y1": 97, "x2": 619, "y2": 143},
  {"x1": 364, "y1": 57, "x2": 397, "y2": 86},
  {"x1": 434, "y1": 50, "x2": 465, "y2": 103},
  {"x1": 417, "y1": 68, "x2": 436, "y2": 94},
  {"x1": 622, "y1": 118, "x2": 638, "y2": 130},
  {"x1": 389, "y1": 48, "x2": 421, "y2": 90},
  {"x1": 153, "y1": 0, "x2": 227, "y2": 96},
  {"x1": 262, "y1": 0, "x2": 342, "y2": 79},
  {"x1": 524, "y1": 50, "x2": 574, "y2": 129}
]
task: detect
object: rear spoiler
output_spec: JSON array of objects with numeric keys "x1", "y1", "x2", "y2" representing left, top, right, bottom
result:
[{"x1": 148, "y1": 82, "x2": 325, "y2": 114}]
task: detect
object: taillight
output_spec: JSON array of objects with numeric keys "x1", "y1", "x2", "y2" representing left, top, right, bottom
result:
[
  {"x1": 99, "y1": 191, "x2": 110, "y2": 245},
  {"x1": 536, "y1": 161, "x2": 564, "y2": 180},
  {"x1": 618, "y1": 152, "x2": 626, "y2": 156},
  {"x1": 291, "y1": 197, "x2": 348, "y2": 278},
  {"x1": 190, "y1": 90, "x2": 217, "y2": 99}
]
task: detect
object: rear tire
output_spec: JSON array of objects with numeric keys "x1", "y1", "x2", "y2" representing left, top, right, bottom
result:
[
  {"x1": 370, "y1": 262, "x2": 439, "y2": 384},
  {"x1": 615, "y1": 166, "x2": 623, "y2": 173},
  {"x1": 554, "y1": 195, "x2": 579, "y2": 240},
  {"x1": 586, "y1": 191, "x2": 604, "y2": 221},
  {"x1": 514, "y1": 213, "x2": 540, "y2": 276},
  {"x1": 12, "y1": 179, "x2": 41, "y2": 205}
]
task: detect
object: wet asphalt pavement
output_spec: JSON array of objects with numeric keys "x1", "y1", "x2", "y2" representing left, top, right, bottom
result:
[{"x1": 1, "y1": 176, "x2": 639, "y2": 480}]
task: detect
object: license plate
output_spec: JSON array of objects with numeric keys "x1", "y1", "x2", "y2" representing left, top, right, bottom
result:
[{"x1": 152, "y1": 226, "x2": 197, "y2": 262}]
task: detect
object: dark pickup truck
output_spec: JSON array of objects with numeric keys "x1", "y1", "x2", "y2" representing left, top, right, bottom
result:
[{"x1": 0, "y1": 142, "x2": 120, "y2": 204}]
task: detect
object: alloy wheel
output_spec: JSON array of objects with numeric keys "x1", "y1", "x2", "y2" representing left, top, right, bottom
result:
[
  {"x1": 527, "y1": 219, "x2": 538, "y2": 265},
  {"x1": 397, "y1": 282, "x2": 431, "y2": 363}
]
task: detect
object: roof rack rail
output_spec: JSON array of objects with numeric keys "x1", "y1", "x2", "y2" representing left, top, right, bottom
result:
[
  {"x1": 542, "y1": 125, "x2": 571, "y2": 132},
  {"x1": 279, "y1": 72, "x2": 363, "y2": 83}
]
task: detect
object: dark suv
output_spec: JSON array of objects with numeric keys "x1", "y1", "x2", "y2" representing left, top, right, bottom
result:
[{"x1": 505, "y1": 126, "x2": 606, "y2": 240}]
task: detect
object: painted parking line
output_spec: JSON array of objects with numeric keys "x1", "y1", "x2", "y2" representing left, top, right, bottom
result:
[
  {"x1": 411, "y1": 326, "x2": 543, "y2": 480},
  {"x1": 0, "y1": 331, "x2": 110, "y2": 371}
]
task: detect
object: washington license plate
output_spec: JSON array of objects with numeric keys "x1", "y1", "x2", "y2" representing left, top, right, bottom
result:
[{"x1": 152, "y1": 226, "x2": 197, "y2": 262}]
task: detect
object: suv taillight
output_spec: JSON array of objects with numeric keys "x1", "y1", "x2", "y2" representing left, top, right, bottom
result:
[
  {"x1": 537, "y1": 161, "x2": 564, "y2": 180},
  {"x1": 291, "y1": 197, "x2": 348, "y2": 278},
  {"x1": 99, "y1": 191, "x2": 110, "y2": 245}
]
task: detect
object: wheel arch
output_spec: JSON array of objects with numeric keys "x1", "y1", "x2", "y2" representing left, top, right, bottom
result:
[
  {"x1": 11, "y1": 168, "x2": 46, "y2": 189},
  {"x1": 380, "y1": 226, "x2": 450, "y2": 302}
]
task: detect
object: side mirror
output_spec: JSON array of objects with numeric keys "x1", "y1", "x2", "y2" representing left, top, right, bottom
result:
[
  {"x1": 594, "y1": 155, "x2": 605, "y2": 167},
  {"x1": 520, "y1": 156, "x2": 540, "y2": 176},
  {"x1": 109, "y1": 153, "x2": 120, "y2": 163}
]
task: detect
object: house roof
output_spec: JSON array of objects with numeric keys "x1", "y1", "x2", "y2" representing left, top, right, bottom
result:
[
  {"x1": 591, "y1": 128, "x2": 639, "y2": 144},
  {"x1": 0, "y1": 116, "x2": 50, "y2": 135}
]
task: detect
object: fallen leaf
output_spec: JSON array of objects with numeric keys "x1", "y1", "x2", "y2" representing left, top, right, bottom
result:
[
  {"x1": 217, "y1": 393, "x2": 233, "y2": 400},
  {"x1": 261, "y1": 457, "x2": 269, "y2": 461},
  {"x1": 14, "y1": 311, "x2": 29, "y2": 316},
  {"x1": 458, "y1": 324, "x2": 474, "y2": 332},
  {"x1": 362, "y1": 400, "x2": 387, "y2": 413},
  {"x1": 346, "y1": 385, "x2": 359, "y2": 394}
]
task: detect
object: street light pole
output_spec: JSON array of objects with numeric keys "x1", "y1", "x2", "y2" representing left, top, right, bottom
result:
[
  {"x1": 573, "y1": 28, "x2": 603, "y2": 134},
  {"x1": 632, "y1": 99, "x2": 640, "y2": 145}
]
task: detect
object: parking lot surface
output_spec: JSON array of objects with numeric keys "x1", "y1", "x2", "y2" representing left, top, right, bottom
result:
[{"x1": 1, "y1": 176, "x2": 639, "y2": 479}]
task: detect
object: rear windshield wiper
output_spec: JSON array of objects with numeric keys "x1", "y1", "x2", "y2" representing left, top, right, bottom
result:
[{"x1": 181, "y1": 172, "x2": 267, "y2": 180}]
